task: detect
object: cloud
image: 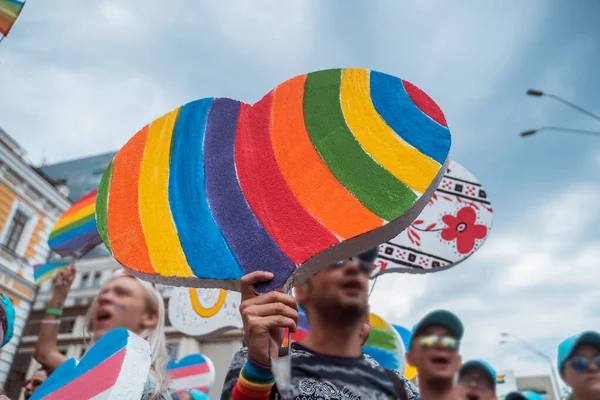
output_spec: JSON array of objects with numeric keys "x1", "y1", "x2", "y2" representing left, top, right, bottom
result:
[{"x1": 370, "y1": 179, "x2": 600, "y2": 376}]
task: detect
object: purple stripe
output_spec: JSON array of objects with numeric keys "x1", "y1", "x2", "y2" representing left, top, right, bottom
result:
[
  {"x1": 203, "y1": 98, "x2": 295, "y2": 292},
  {"x1": 51, "y1": 229, "x2": 101, "y2": 255}
]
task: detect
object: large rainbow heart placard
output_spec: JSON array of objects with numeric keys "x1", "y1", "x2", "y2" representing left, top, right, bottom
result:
[
  {"x1": 363, "y1": 314, "x2": 406, "y2": 377},
  {"x1": 97, "y1": 68, "x2": 451, "y2": 291},
  {"x1": 50, "y1": 189, "x2": 102, "y2": 257},
  {"x1": 30, "y1": 328, "x2": 151, "y2": 400},
  {"x1": 393, "y1": 324, "x2": 417, "y2": 380},
  {"x1": 372, "y1": 160, "x2": 492, "y2": 277},
  {"x1": 168, "y1": 287, "x2": 242, "y2": 338},
  {"x1": 166, "y1": 354, "x2": 216, "y2": 395}
]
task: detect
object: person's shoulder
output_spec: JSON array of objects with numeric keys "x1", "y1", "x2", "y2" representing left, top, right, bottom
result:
[{"x1": 390, "y1": 370, "x2": 420, "y2": 400}]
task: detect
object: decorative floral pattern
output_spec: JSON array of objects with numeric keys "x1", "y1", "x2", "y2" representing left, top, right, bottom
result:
[{"x1": 440, "y1": 206, "x2": 488, "y2": 254}]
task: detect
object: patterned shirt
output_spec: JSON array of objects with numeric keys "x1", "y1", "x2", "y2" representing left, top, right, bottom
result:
[{"x1": 221, "y1": 344, "x2": 420, "y2": 400}]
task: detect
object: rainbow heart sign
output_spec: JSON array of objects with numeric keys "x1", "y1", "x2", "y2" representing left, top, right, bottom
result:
[
  {"x1": 363, "y1": 314, "x2": 406, "y2": 377},
  {"x1": 50, "y1": 189, "x2": 102, "y2": 257},
  {"x1": 30, "y1": 328, "x2": 151, "y2": 400},
  {"x1": 166, "y1": 354, "x2": 216, "y2": 395},
  {"x1": 168, "y1": 287, "x2": 242, "y2": 338},
  {"x1": 96, "y1": 68, "x2": 451, "y2": 292},
  {"x1": 372, "y1": 160, "x2": 493, "y2": 277}
]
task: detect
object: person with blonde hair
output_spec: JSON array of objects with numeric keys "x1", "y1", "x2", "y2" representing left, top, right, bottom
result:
[{"x1": 34, "y1": 264, "x2": 172, "y2": 399}]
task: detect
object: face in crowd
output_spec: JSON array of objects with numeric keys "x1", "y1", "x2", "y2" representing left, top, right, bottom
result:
[
  {"x1": 559, "y1": 331, "x2": 600, "y2": 399},
  {"x1": 23, "y1": 368, "x2": 49, "y2": 399},
  {"x1": 457, "y1": 360, "x2": 497, "y2": 400}
]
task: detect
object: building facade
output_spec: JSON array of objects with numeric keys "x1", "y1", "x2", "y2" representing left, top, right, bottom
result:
[{"x1": 0, "y1": 128, "x2": 71, "y2": 390}]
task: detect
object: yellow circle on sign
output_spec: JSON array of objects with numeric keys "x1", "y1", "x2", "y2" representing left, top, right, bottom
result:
[{"x1": 188, "y1": 288, "x2": 227, "y2": 318}]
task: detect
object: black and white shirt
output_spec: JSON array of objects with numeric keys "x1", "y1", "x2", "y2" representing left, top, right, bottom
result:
[{"x1": 221, "y1": 343, "x2": 420, "y2": 400}]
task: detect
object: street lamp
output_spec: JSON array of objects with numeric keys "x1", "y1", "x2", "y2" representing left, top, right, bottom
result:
[
  {"x1": 520, "y1": 127, "x2": 600, "y2": 138},
  {"x1": 526, "y1": 89, "x2": 600, "y2": 122},
  {"x1": 500, "y1": 333, "x2": 561, "y2": 400}
]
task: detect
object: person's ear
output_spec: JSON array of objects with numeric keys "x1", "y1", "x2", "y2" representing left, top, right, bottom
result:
[{"x1": 141, "y1": 310, "x2": 158, "y2": 329}]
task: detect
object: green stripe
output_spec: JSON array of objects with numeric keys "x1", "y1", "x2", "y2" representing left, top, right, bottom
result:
[
  {"x1": 241, "y1": 368, "x2": 275, "y2": 384},
  {"x1": 96, "y1": 159, "x2": 113, "y2": 253},
  {"x1": 49, "y1": 213, "x2": 95, "y2": 239},
  {"x1": 303, "y1": 69, "x2": 416, "y2": 220},
  {"x1": 367, "y1": 327, "x2": 400, "y2": 351}
]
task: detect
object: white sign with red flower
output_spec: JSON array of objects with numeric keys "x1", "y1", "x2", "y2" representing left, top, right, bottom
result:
[{"x1": 372, "y1": 160, "x2": 493, "y2": 277}]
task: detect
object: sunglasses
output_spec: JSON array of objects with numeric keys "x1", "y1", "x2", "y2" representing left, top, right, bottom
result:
[
  {"x1": 417, "y1": 334, "x2": 459, "y2": 351},
  {"x1": 568, "y1": 355, "x2": 600, "y2": 373},
  {"x1": 458, "y1": 375, "x2": 493, "y2": 390},
  {"x1": 333, "y1": 257, "x2": 373, "y2": 275}
]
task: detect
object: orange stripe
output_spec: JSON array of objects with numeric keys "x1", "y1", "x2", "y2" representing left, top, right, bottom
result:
[
  {"x1": 271, "y1": 74, "x2": 383, "y2": 239},
  {"x1": 61, "y1": 192, "x2": 96, "y2": 217},
  {"x1": 107, "y1": 125, "x2": 155, "y2": 274}
]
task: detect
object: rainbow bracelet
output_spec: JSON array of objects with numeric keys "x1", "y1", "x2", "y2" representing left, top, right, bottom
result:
[{"x1": 233, "y1": 359, "x2": 275, "y2": 399}]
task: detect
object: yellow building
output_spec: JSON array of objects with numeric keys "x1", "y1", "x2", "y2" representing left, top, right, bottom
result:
[{"x1": 0, "y1": 127, "x2": 70, "y2": 389}]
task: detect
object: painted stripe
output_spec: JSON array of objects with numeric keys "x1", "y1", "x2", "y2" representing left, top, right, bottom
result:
[
  {"x1": 236, "y1": 91, "x2": 338, "y2": 263},
  {"x1": 370, "y1": 314, "x2": 389, "y2": 329},
  {"x1": 367, "y1": 327, "x2": 400, "y2": 351},
  {"x1": 49, "y1": 213, "x2": 95, "y2": 240},
  {"x1": 107, "y1": 126, "x2": 154, "y2": 274},
  {"x1": 168, "y1": 355, "x2": 210, "y2": 369},
  {"x1": 203, "y1": 98, "x2": 294, "y2": 290},
  {"x1": 370, "y1": 71, "x2": 451, "y2": 164},
  {"x1": 52, "y1": 203, "x2": 95, "y2": 231},
  {"x1": 170, "y1": 375, "x2": 213, "y2": 391},
  {"x1": 139, "y1": 108, "x2": 194, "y2": 277},
  {"x1": 169, "y1": 99, "x2": 242, "y2": 279},
  {"x1": 95, "y1": 160, "x2": 112, "y2": 253},
  {"x1": 340, "y1": 69, "x2": 440, "y2": 194},
  {"x1": 270, "y1": 74, "x2": 383, "y2": 239},
  {"x1": 62, "y1": 190, "x2": 97, "y2": 218},
  {"x1": 49, "y1": 219, "x2": 97, "y2": 247},
  {"x1": 304, "y1": 69, "x2": 417, "y2": 221},
  {"x1": 363, "y1": 345, "x2": 400, "y2": 370},
  {"x1": 168, "y1": 363, "x2": 211, "y2": 379}
]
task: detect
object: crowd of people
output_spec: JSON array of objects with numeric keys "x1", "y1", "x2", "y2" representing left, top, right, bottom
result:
[{"x1": 1, "y1": 249, "x2": 599, "y2": 399}]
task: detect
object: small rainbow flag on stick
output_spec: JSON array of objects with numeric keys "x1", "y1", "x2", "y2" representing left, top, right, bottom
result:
[
  {"x1": 49, "y1": 189, "x2": 102, "y2": 257},
  {"x1": 497, "y1": 374, "x2": 505, "y2": 384},
  {"x1": 0, "y1": 0, "x2": 25, "y2": 38},
  {"x1": 34, "y1": 262, "x2": 70, "y2": 285}
]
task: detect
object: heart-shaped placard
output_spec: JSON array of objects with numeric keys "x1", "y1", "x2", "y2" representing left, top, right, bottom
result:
[
  {"x1": 363, "y1": 313, "x2": 406, "y2": 376},
  {"x1": 372, "y1": 160, "x2": 492, "y2": 277},
  {"x1": 30, "y1": 327, "x2": 150, "y2": 400},
  {"x1": 168, "y1": 287, "x2": 242, "y2": 338},
  {"x1": 97, "y1": 68, "x2": 451, "y2": 292},
  {"x1": 166, "y1": 354, "x2": 216, "y2": 395},
  {"x1": 50, "y1": 189, "x2": 102, "y2": 258},
  {"x1": 392, "y1": 324, "x2": 418, "y2": 380}
]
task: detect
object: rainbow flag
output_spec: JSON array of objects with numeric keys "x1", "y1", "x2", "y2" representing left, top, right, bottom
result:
[
  {"x1": 34, "y1": 262, "x2": 69, "y2": 285},
  {"x1": 0, "y1": 0, "x2": 25, "y2": 37},
  {"x1": 497, "y1": 374, "x2": 505, "y2": 384},
  {"x1": 49, "y1": 189, "x2": 102, "y2": 257}
]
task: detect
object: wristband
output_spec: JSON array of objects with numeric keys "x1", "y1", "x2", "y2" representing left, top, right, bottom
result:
[
  {"x1": 45, "y1": 308, "x2": 63, "y2": 316},
  {"x1": 233, "y1": 360, "x2": 275, "y2": 399}
]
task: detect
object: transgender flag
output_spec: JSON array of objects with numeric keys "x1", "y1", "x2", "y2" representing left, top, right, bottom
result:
[{"x1": 166, "y1": 354, "x2": 215, "y2": 394}]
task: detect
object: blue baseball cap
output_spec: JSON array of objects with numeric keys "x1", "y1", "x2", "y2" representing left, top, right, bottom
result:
[
  {"x1": 0, "y1": 294, "x2": 15, "y2": 347},
  {"x1": 410, "y1": 309, "x2": 464, "y2": 349},
  {"x1": 557, "y1": 330, "x2": 600, "y2": 377},
  {"x1": 505, "y1": 391, "x2": 544, "y2": 400},
  {"x1": 459, "y1": 359, "x2": 497, "y2": 389}
]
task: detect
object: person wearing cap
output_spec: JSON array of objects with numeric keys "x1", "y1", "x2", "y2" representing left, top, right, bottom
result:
[
  {"x1": 457, "y1": 360, "x2": 496, "y2": 400},
  {"x1": 557, "y1": 330, "x2": 600, "y2": 399},
  {"x1": 505, "y1": 391, "x2": 544, "y2": 400},
  {"x1": 406, "y1": 309, "x2": 463, "y2": 400}
]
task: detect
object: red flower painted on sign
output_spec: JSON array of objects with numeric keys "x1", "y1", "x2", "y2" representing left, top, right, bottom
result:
[{"x1": 440, "y1": 206, "x2": 487, "y2": 254}]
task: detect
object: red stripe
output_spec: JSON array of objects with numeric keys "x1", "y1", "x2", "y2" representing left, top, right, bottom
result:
[
  {"x1": 61, "y1": 189, "x2": 97, "y2": 217},
  {"x1": 234, "y1": 92, "x2": 339, "y2": 264},
  {"x1": 167, "y1": 363, "x2": 210, "y2": 379},
  {"x1": 44, "y1": 348, "x2": 126, "y2": 399}
]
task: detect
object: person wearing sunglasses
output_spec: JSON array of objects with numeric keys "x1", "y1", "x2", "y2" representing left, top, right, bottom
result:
[
  {"x1": 457, "y1": 360, "x2": 496, "y2": 400},
  {"x1": 221, "y1": 248, "x2": 420, "y2": 399},
  {"x1": 406, "y1": 310, "x2": 463, "y2": 400},
  {"x1": 505, "y1": 391, "x2": 543, "y2": 400},
  {"x1": 557, "y1": 330, "x2": 600, "y2": 400},
  {"x1": 22, "y1": 367, "x2": 50, "y2": 399}
]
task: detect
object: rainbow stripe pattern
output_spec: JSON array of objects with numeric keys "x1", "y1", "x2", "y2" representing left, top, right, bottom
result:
[
  {"x1": 0, "y1": 0, "x2": 25, "y2": 37},
  {"x1": 50, "y1": 189, "x2": 102, "y2": 257},
  {"x1": 363, "y1": 314, "x2": 406, "y2": 375},
  {"x1": 33, "y1": 262, "x2": 69, "y2": 285},
  {"x1": 393, "y1": 324, "x2": 418, "y2": 380},
  {"x1": 30, "y1": 328, "x2": 151, "y2": 400},
  {"x1": 167, "y1": 354, "x2": 216, "y2": 394},
  {"x1": 97, "y1": 68, "x2": 451, "y2": 291}
]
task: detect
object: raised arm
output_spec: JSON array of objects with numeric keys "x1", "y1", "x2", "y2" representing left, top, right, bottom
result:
[{"x1": 33, "y1": 264, "x2": 76, "y2": 371}]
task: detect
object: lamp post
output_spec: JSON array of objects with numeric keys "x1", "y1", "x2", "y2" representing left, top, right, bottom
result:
[
  {"x1": 500, "y1": 333, "x2": 561, "y2": 400},
  {"x1": 526, "y1": 89, "x2": 600, "y2": 122},
  {"x1": 520, "y1": 127, "x2": 600, "y2": 138}
]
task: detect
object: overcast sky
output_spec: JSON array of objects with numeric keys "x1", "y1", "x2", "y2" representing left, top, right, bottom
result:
[{"x1": 1, "y1": 0, "x2": 600, "y2": 382}]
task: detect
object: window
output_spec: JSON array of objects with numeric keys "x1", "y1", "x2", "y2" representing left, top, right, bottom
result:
[
  {"x1": 1, "y1": 210, "x2": 29, "y2": 251},
  {"x1": 80, "y1": 273, "x2": 90, "y2": 288},
  {"x1": 92, "y1": 271, "x2": 102, "y2": 288}
]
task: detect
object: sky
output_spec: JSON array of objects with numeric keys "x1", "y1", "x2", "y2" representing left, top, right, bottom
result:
[{"x1": 1, "y1": 0, "x2": 600, "y2": 385}]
